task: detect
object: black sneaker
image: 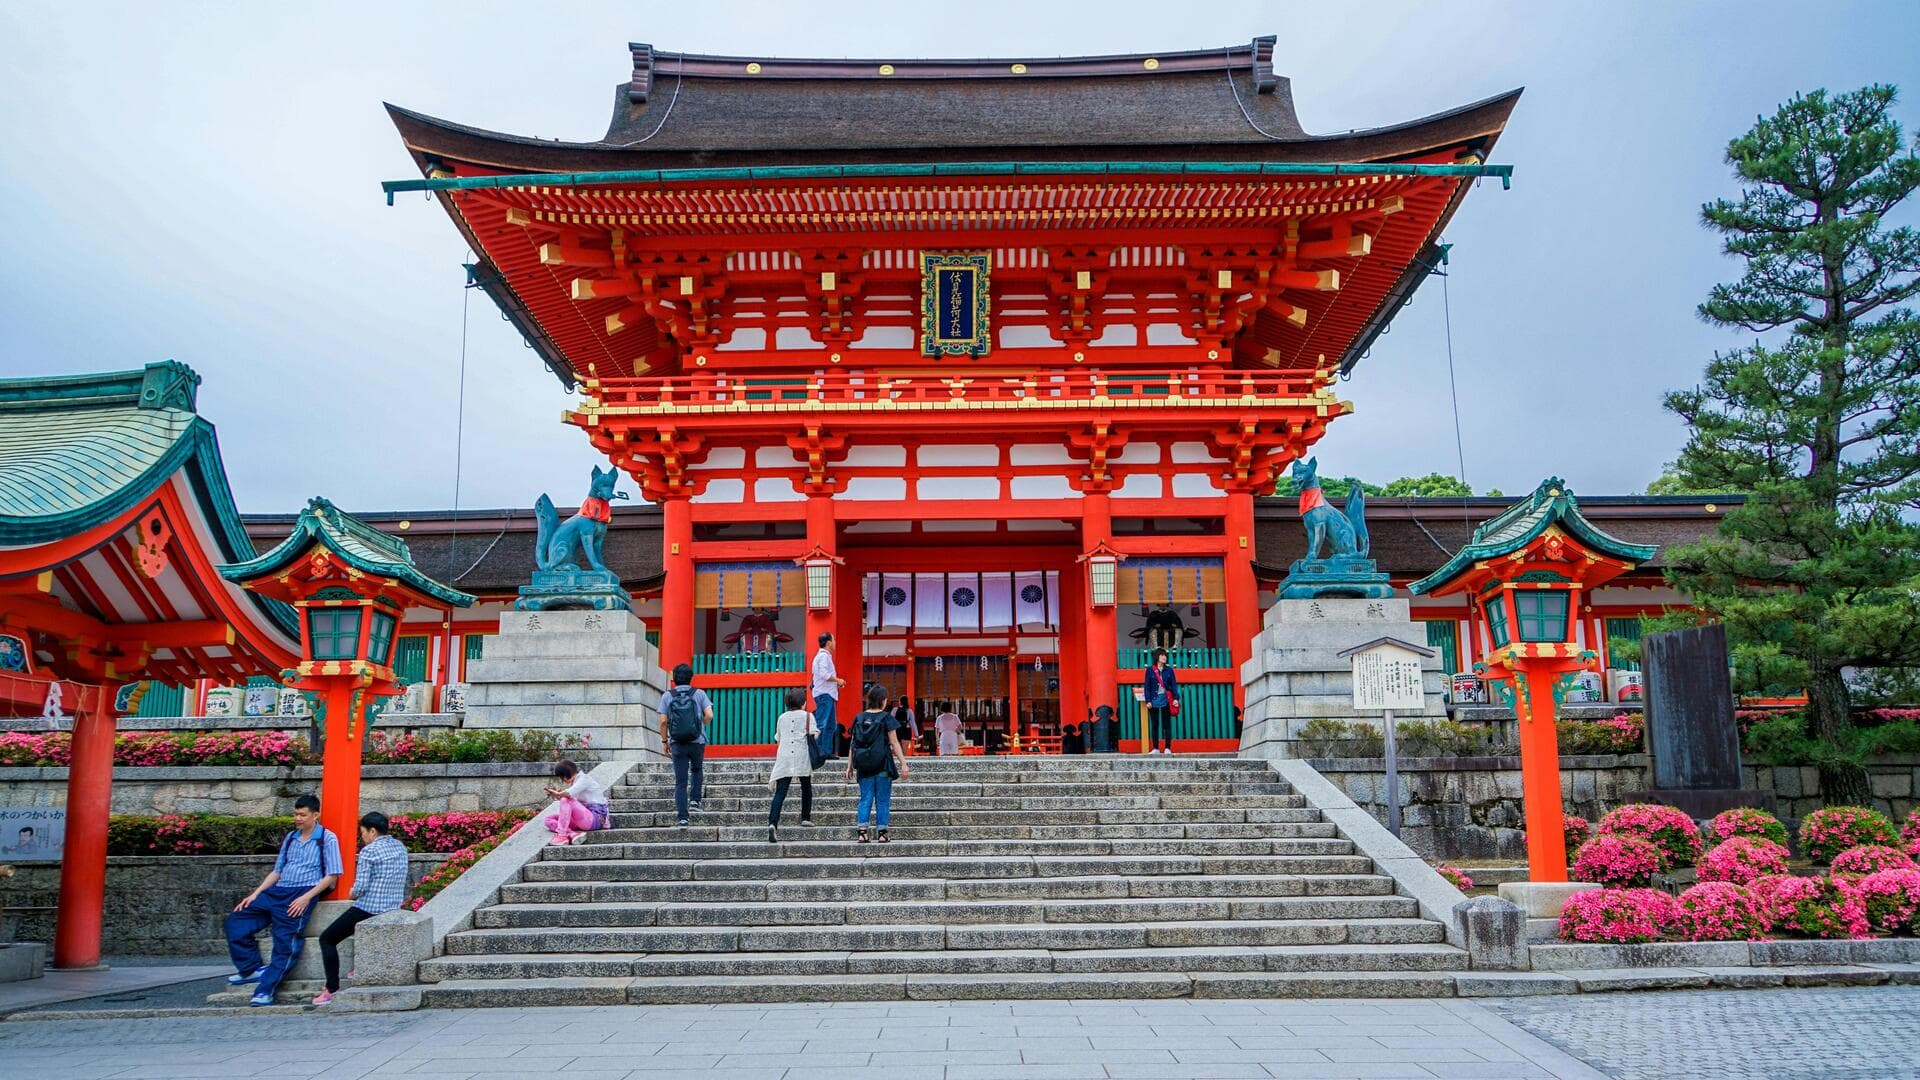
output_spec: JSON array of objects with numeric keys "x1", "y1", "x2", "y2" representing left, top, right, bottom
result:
[
  {"x1": 677, "y1": 818, "x2": 690, "y2": 829},
  {"x1": 768, "y1": 826, "x2": 779, "y2": 844},
  {"x1": 689, "y1": 801, "x2": 703, "y2": 813}
]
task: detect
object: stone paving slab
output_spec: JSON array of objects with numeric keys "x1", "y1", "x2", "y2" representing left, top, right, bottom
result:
[
  {"x1": 0, "y1": 998, "x2": 1605, "y2": 1079},
  {"x1": 0, "y1": 962, "x2": 229, "y2": 1015}
]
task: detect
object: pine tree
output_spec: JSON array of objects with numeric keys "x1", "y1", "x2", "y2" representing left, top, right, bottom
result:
[{"x1": 1663, "y1": 85, "x2": 1920, "y2": 805}]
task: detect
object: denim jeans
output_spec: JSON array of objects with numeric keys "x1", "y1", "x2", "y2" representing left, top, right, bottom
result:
[
  {"x1": 224, "y1": 883, "x2": 314, "y2": 1000},
  {"x1": 671, "y1": 741, "x2": 705, "y2": 820},
  {"x1": 814, "y1": 696, "x2": 838, "y2": 758},
  {"x1": 855, "y1": 772, "x2": 893, "y2": 828}
]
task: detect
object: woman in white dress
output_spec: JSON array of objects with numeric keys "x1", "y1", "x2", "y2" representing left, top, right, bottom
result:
[
  {"x1": 767, "y1": 686, "x2": 819, "y2": 842},
  {"x1": 934, "y1": 700, "x2": 963, "y2": 757}
]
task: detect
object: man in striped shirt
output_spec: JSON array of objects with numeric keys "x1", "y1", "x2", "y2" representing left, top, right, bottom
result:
[
  {"x1": 312, "y1": 811, "x2": 410, "y2": 1005},
  {"x1": 224, "y1": 793, "x2": 341, "y2": 1006}
]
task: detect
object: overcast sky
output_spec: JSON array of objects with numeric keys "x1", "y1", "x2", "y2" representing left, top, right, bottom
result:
[{"x1": 3, "y1": 2, "x2": 1916, "y2": 514}]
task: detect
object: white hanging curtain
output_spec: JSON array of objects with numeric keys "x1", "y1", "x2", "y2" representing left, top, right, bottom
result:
[
  {"x1": 914, "y1": 574, "x2": 947, "y2": 629},
  {"x1": 880, "y1": 573, "x2": 913, "y2": 628},
  {"x1": 1013, "y1": 571, "x2": 1049, "y2": 627},
  {"x1": 980, "y1": 572, "x2": 1015, "y2": 629},
  {"x1": 946, "y1": 572, "x2": 982, "y2": 632}
]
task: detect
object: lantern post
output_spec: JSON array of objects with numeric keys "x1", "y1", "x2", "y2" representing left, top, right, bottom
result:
[
  {"x1": 1408, "y1": 479, "x2": 1656, "y2": 883},
  {"x1": 220, "y1": 498, "x2": 474, "y2": 898}
]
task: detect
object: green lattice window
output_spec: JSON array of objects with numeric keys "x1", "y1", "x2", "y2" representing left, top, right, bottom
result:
[
  {"x1": 464, "y1": 634, "x2": 487, "y2": 678},
  {"x1": 1485, "y1": 598, "x2": 1511, "y2": 649},
  {"x1": 1423, "y1": 619, "x2": 1459, "y2": 675},
  {"x1": 308, "y1": 608, "x2": 361, "y2": 660},
  {"x1": 1515, "y1": 592, "x2": 1570, "y2": 643},
  {"x1": 366, "y1": 611, "x2": 397, "y2": 665},
  {"x1": 393, "y1": 635, "x2": 430, "y2": 684}
]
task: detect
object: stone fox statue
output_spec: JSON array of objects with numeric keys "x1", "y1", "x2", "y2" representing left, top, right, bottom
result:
[
  {"x1": 534, "y1": 466, "x2": 627, "y2": 572},
  {"x1": 1290, "y1": 457, "x2": 1370, "y2": 560}
]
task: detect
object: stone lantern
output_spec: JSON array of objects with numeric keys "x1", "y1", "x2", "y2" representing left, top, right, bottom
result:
[
  {"x1": 220, "y1": 498, "x2": 473, "y2": 897},
  {"x1": 1408, "y1": 479, "x2": 1656, "y2": 882}
]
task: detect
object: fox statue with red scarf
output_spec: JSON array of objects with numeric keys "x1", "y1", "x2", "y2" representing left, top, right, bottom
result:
[
  {"x1": 1290, "y1": 456, "x2": 1370, "y2": 561},
  {"x1": 534, "y1": 465, "x2": 627, "y2": 573}
]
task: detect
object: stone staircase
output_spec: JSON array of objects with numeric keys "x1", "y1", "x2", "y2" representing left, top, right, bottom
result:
[{"x1": 414, "y1": 755, "x2": 1469, "y2": 1003}]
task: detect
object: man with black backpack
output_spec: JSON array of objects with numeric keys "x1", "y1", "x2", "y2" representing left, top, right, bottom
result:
[{"x1": 658, "y1": 662, "x2": 714, "y2": 828}]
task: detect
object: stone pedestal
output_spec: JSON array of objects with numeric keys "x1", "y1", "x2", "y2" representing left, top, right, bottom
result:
[
  {"x1": 463, "y1": 610, "x2": 667, "y2": 756},
  {"x1": 1238, "y1": 598, "x2": 1448, "y2": 759},
  {"x1": 0, "y1": 941, "x2": 46, "y2": 982}
]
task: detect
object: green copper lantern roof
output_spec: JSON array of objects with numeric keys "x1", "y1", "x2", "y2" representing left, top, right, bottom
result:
[
  {"x1": 220, "y1": 497, "x2": 477, "y2": 609},
  {"x1": 1406, "y1": 477, "x2": 1660, "y2": 595},
  {"x1": 0, "y1": 360, "x2": 299, "y2": 638}
]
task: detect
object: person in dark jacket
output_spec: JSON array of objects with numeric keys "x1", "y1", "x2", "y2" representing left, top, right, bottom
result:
[{"x1": 1143, "y1": 648, "x2": 1180, "y2": 754}]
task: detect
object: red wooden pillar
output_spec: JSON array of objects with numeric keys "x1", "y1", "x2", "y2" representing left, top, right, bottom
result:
[
  {"x1": 318, "y1": 682, "x2": 363, "y2": 900},
  {"x1": 659, "y1": 494, "x2": 694, "y2": 669},
  {"x1": 1082, "y1": 491, "x2": 1118, "y2": 727},
  {"x1": 1223, "y1": 489, "x2": 1260, "y2": 709},
  {"x1": 805, "y1": 494, "x2": 836, "y2": 663},
  {"x1": 834, "y1": 560, "x2": 864, "y2": 712},
  {"x1": 1513, "y1": 664, "x2": 1571, "y2": 883},
  {"x1": 53, "y1": 681, "x2": 119, "y2": 969}
]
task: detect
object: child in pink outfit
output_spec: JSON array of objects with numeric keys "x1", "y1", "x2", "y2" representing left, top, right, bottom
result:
[{"x1": 542, "y1": 759, "x2": 608, "y2": 844}]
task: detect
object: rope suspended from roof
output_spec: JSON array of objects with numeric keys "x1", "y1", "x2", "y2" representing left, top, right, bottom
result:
[
  {"x1": 608, "y1": 53, "x2": 687, "y2": 148},
  {"x1": 1224, "y1": 51, "x2": 1289, "y2": 142}
]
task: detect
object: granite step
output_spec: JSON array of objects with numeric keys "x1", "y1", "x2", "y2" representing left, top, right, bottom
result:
[
  {"x1": 518, "y1": 853, "x2": 1381, "y2": 882},
  {"x1": 601, "y1": 795, "x2": 1311, "y2": 812},
  {"x1": 542, "y1": 837, "x2": 1357, "y2": 860},
  {"x1": 497, "y1": 873, "x2": 1399, "y2": 905},
  {"x1": 611, "y1": 781, "x2": 1295, "y2": 798},
  {"x1": 468, "y1": 895, "x2": 1420, "y2": 929},
  {"x1": 441, "y1": 917, "x2": 1447, "y2": 955},
  {"x1": 605, "y1": 806, "x2": 1327, "y2": 825},
  {"x1": 585, "y1": 822, "x2": 1340, "y2": 842},
  {"x1": 420, "y1": 942, "x2": 1466, "y2": 983}
]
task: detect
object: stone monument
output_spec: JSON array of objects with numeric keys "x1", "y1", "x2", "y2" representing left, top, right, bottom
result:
[
  {"x1": 461, "y1": 468, "x2": 666, "y2": 755},
  {"x1": 1625, "y1": 623, "x2": 1773, "y2": 818},
  {"x1": 1241, "y1": 460, "x2": 1446, "y2": 758}
]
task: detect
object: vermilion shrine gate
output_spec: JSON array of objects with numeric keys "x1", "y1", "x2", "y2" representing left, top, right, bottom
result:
[{"x1": 385, "y1": 39, "x2": 1518, "y2": 751}]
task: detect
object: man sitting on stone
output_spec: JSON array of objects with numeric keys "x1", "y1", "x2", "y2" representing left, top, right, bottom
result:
[
  {"x1": 224, "y1": 793, "x2": 341, "y2": 1006},
  {"x1": 312, "y1": 811, "x2": 410, "y2": 1006}
]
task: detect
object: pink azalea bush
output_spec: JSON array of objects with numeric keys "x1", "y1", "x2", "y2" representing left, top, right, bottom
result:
[
  {"x1": 1435, "y1": 865, "x2": 1473, "y2": 890},
  {"x1": 1799, "y1": 806, "x2": 1898, "y2": 864},
  {"x1": 1828, "y1": 844, "x2": 1917, "y2": 878},
  {"x1": 1696, "y1": 836, "x2": 1791, "y2": 886},
  {"x1": 1705, "y1": 807, "x2": 1789, "y2": 849},
  {"x1": 1597, "y1": 803, "x2": 1703, "y2": 869},
  {"x1": 1572, "y1": 834, "x2": 1665, "y2": 887},
  {"x1": 1672, "y1": 882, "x2": 1770, "y2": 941},
  {"x1": 1902, "y1": 811, "x2": 1920, "y2": 850},
  {"x1": 1596, "y1": 711, "x2": 1646, "y2": 752},
  {"x1": 407, "y1": 820, "x2": 529, "y2": 911},
  {"x1": 0, "y1": 730, "x2": 313, "y2": 768},
  {"x1": 1557, "y1": 887, "x2": 1678, "y2": 943},
  {"x1": 364, "y1": 729, "x2": 590, "y2": 765},
  {"x1": 1844, "y1": 868, "x2": 1920, "y2": 935},
  {"x1": 384, "y1": 810, "x2": 533, "y2": 853},
  {"x1": 0, "y1": 732, "x2": 72, "y2": 766},
  {"x1": 1564, "y1": 815, "x2": 1594, "y2": 853},
  {"x1": 1750, "y1": 874, "x2": 1870, "y2": 939}
]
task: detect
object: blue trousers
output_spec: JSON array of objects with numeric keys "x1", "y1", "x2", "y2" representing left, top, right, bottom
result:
[
  {"x1": 225, "y1": 883, "x2": 315, "y2": 999},
  {"x1": 856, "y1": 772, "x2": 893, "y2": 828},
  {"x1": 671, "y1": 741, "x2": 705, "y2": 820},
  {"x1": 813, "y1": 696, "x2": 838, "y2": 758}
]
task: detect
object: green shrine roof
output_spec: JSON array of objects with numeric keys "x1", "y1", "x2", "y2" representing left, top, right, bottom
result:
[
  {"x1": 220, "y1": 497, "x2": 476, "y2": 609},
  {"x1": 1406, "y1": 478, "x2": 1661, "y2": 595}
]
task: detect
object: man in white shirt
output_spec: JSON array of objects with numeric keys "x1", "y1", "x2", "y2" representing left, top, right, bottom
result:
[{"x1": 811, "y1": 632, "x2": 845, "y2": 760}]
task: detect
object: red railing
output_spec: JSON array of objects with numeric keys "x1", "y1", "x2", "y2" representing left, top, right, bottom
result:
[{"x1": 583, "y1": 368, "x2": 1329, "y2": 413}]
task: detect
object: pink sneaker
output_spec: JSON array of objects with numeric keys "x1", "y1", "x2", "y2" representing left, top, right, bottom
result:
[{"x1": 311, "y1": 990, "x2": 334, "y2": 1006}]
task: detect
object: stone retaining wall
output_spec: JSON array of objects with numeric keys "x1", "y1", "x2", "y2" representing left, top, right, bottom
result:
[
  {"x1": 3, "y1": 854, "x2": 449, "y2": 957},
  {"x1": 1307, "y1": 754, "x2": 1920, "y2": 860},
  {"x1": 0, "y1": 763, "x2": 571, "y2": 817}
]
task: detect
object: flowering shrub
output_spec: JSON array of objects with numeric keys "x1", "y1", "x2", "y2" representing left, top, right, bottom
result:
[
  {"x1": 1564, "y1": 815, "x2": 1594, "y2": 853},
  {"x1": 1828, "y1": 844, "x2": 1917, "y2": 878},
  {"x1": 407, "y1": 823, "x2": 525, "y2": 911},
  {"x1": 1705, "y1": 807, "x2": 1789, "y2": 849},
  {"x1": 106, "y1": 810, "x2": 534, "y2": 856},
  {"x1": 1572, "y1": 834, "x2": 1665, "y2": 887},
  {"x1": 0, "y1": 732, "x2": 72, "y2": 766},
  {"x1": 1799, "y1": 806, "x2": 1898, "y2": 864},
  {"x1": 1697, "y1": 837, "x2": 1791, "y2": 886},
  {"x1": 384, "y1": 810, "x2": 533, "y2": 852},
  {"x1": 1902, "y1": 811, "x2": 1920, "y2": 851},
  {"x1": 1557, "y1": 712, "x2": 1646, "y2": 755},
  {"x1": 1435, "y1": 865, "x2": 1473, "y2": 890},
  {"x1": 1557, "y1": 887, "x2": 1678, "y2": 943},
  {"x1": 1673, "y1": 882, "x2": 1770, "y2": 941},
  {"x1": 1845, "y1": 869, "x2": 1920, "y2": 935},
  {"x1": 364, "y1": 729, "x2": 591, "y2": 765},
  {"x1": 1750, "y1": 874, "x2": 1869, "y2": 939},
  {"x1": 1597, "y1": 803, "x2": 1704, "y2": 869}
]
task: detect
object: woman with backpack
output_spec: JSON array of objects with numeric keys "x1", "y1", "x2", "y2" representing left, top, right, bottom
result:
[
  {"x1": 1143, "y1": 648, "x2": 1181, "y2": 755},
  {"x1": 845, "y1": 684, "x2": 909, "y2": 843},
  {"x1": 767, "y1": 686, "x2": 818, "y2": 843}
]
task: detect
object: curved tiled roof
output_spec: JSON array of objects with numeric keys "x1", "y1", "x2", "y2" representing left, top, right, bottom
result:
[
  {"x1": 221, "y1": 497, "x2": 477, "y2": 609},
  {"x1": 1405, "y1": 479, "x2": 1663, "y2": 595}
]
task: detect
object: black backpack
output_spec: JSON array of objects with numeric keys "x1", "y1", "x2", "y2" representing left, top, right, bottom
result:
[
  {"x1": 666, "y1": 685, "x2": 703, "y2": 744},
  {"x1": 849, "y1": 710, "x2": 891, "y2": 776}
]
